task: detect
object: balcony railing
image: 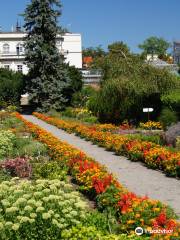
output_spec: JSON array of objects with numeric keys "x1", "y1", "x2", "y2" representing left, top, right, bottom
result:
[
  {"x1": 0, "y1": 51, "x2": 25, "y2": 56},
  {"x1": 81, "y1": 70, "x2": 102, "y2": 77}
]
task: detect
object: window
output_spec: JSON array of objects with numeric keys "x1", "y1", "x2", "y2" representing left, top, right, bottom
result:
[
  {"x1": 4, "y1": 65, "x2": 10, "y2": 70},
  {"x1": 16, "y1": 43, "x2": 23, "y2": 55},
  {"x1": 17, "y1": 65, "x2": 23, "y2": 72},
  {"x1": 3, "y1": 44, "x2": 10, "y2": 54}
]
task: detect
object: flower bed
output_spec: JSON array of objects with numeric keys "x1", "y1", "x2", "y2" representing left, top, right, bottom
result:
[
  {"x1": 15, "y1": 113, "x2": 180, "y2": 238},
  {"x1": 33, "y1": 112, "x2": 180, "y2": 178},
  {"x1": 0, "y1": 178, "x2": 89, "y2": 239}
]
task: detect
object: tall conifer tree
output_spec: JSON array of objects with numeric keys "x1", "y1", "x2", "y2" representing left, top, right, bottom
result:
[{"x1": 23, "y1": 0, "x2": 69, "y2": 111}]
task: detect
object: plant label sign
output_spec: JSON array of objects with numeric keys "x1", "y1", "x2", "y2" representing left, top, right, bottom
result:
[{"x1": 143, "y1": 108, "x2": 154, "y2": 113}]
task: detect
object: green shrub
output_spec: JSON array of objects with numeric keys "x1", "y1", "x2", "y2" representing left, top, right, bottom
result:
[
  {"x1": 71, "y1": 86, "x2": 97, "y2": 108},
  {"x1": 0, "y1": 179, "x2": 89, "y2": 240},
  {"x1": 32, "y1": 161, "x2": 67, "y2": 180},
  {"x1": 61, "y1": 225, "x2": 149, "y2": 240},
  {"x1": 0, "y1": 169, "x2": 11, "y2": 182},
  {"x1": 84, "y1": 210, "x2": 119, "y2": 234},
  {"x1": 128, "y1": 134, "x2": 164, "y2": 145},
  {"x1": 62, "y1": 107, "x2": 77, "y2": 118},
  {"x1": 0, "y1": 130, "x2": 16, "y2": 159},
  {"x1": 159, "y1": 107, "x2": 178, "y2": 128},
  {"x1": 0, "y1": 68, "x2": 24, "y2": 107},
  {"x1": 19, "y1": 140, "x2": 47, "y2": 157},
  {"x1": 1, "y1": 116, "x2": 23, "y2": 129},
  {"x1": 176, "y1": 136, "x2": 180, "y2": 150},
  {"x1": 83, "y1": 116, "x2": 98, "y2": 123}
]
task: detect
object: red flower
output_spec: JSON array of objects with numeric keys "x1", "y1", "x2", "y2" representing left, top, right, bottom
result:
[
  {"x1": 117, "y1": 192, "x2": 137, "y2": 214},
  {"x1": 92, "y1": 174, "x2": 113, "y2": 194}
]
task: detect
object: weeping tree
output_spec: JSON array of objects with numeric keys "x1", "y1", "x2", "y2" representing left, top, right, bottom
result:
[
  {"x1": 23, "y1": 0, "x2": 70, "y2": 112},
  {"x1": 88, "y1": 42, "x2": 179, "y2": 123}
]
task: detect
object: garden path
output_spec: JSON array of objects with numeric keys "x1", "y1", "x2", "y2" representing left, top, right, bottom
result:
[{"x1": 23, "y1": 115, "x2": 180, "y2": 217}]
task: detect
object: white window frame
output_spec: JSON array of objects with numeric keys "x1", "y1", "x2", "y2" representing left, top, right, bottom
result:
[
  {"x1": 17, "y1": 65, "x2": 23, "y2": 72},
  {"x1": 3, "y1": 43, "x2": 10, "y2": 54}
]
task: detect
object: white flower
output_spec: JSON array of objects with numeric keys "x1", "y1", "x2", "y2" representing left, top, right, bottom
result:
[
  {"x1": 29, "y1": 219, "x2": 35, "y2": 224},
  {"x1": 42, "y1": 212, "x2": 51, "y2": 220},
  {"x1": 70, "y1": 210, "x2": 78, "y2": 216},
  {"x1": 36, "y1": 207, "x2": 45, "y2": 213},
  {"x1": 54, "y1": 214, "x2": 60, "y2": 218},
  {"x1": 48, "y1": 210, "x2": 54, "y2": 215},
  {"x1": 15, "y1": 197, "x2": 27, "y2": 205},
  {"x1": 5, "y1": 221, "x2": 13, "y2": 227},
  {"x1": 20, "y1": 216, "x2": 30, "y2": 223},
  {"x1": 6, "y1": 207, "x2": 19, "y2": 213},
  {"x1": 24, "y1": 205, "x2": 33, "y2": 212},
  {"x1": 35, "y1": 201, "x2": 43, "y2": 207},
  {"x1": 0, "y1": 222, "x2": 4, "y2": 230},
  {"x1": 52, "y1": 219, "x2": 58, "y2": 225},
  {"x1": 34, "y1": 192, "x2": 43, "y2": 198},
  {"x1": 30, "y1": 213, "x2": 37, "y2": 219},
  {"x1": 1, "y1": 200, "x2": 10, "y2": 207},
  {"x1": 42, "y1": 189, "x2": 50, "y2": 194},
  {"x1": 12, "y1": 223, "x2": 20, "y2": 231},
  {"x1": 27, "y1": 199, "x2": 36, "y2": 205}
]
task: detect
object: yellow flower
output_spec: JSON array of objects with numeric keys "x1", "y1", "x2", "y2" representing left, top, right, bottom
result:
[
  {"x1": 127, "y1": 220, "x2": 135, "y2": 224},
  {"x1": 153, "y1": 208, "x2": 160, "y2": 212}
]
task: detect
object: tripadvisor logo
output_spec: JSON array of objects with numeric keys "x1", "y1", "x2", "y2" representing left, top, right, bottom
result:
[{"x1": 135, "y1": 227, "x2": 144, "y2": 236}]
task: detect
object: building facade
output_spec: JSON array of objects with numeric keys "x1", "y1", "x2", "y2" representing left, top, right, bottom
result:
[
  {"x1": 173, "y1": 41, "x2": 180, "y2": 64},
  {"x1": 0, "y1": 31, "x2": 82, "y2": 74}
]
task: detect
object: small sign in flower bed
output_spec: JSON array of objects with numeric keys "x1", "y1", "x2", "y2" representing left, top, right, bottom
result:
[
  {"x1": 33, "y1": 113, "x2": 180, "y2": 179},
  {"x1": 15, "y1": 113, "x2": 180, "y2": 239}
]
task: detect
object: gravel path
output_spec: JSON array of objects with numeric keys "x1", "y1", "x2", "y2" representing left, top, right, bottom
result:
[{"x1": 23, "y1": 115, "x2": 180, "y2": 217}]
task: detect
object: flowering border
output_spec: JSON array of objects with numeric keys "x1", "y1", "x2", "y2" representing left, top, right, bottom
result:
[
  {"x1": 15, "y1": 113, "x2": 180, "y2": 237},
  {"x1": 33, "y1": 112, "x2": 180, "y2": 179}
]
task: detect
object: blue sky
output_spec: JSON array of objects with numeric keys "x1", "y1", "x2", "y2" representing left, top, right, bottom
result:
[{"x1": 0, "y1": 0, "x2": 180, "y2": 52}]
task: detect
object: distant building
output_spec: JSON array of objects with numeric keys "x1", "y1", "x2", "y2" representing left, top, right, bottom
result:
[
  {"x1": 0, "y1": 25, "x2": 82, "y2": 74},
  {"x1": 173, "y1": 41, "x2": 180, "y2": 64},
  {"x1": 146, "y1": 54, "x2": 179, "y2": 73},
  {"x1": 81, "y1": 69, "x2": 102, "y2": 87},
  {"x1": 82, "y1": 56, "x2": 93, "y2": 68}
]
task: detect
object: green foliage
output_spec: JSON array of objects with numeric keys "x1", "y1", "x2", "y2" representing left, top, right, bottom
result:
[
  {"x1": 138, "y1": 36, "x2": 170, "y2": 57},
  {"x1": 161, "y1": 89, "x2": 180, "y2": 117},
  {"x1": 83, "y1": 116, "x2": 98, "y2": 123},
  {"x1": 0, "y1": 130, "x2": 16, "y2": 160},
  {"x1": 0, "y1": 179, "x2": 89, "y2": 240},
  {"x1": 159, "y1": 108, "x2": 178, "y2": 128},
  {"x1": 32, "y1": 161, "x2": 67, "y2": 180},
  {"x1": 15, "y1": 138, "x2": 48, "y2": 157},
  {"x1": 66, "y1": 65, "x2": 83, "y2": 93},
  {"x1": 1, "y1": 116, "x2": 23, "y2": 129},
  {"x1": 61, "y1": 225, "x2": 148, "y2": 240},
  {"x1": 23, "y1": 0, "x2": 70, "y2": 112},
  {"x1": 176, "y1": 136, "x2": 180, "y2": 150},
  {"x1": 0, "y1": 68, "x2": 24, "y2": 107},
  {"x1": 71, "y1": 86, "x2": 97, "y2": 108},
  {"x1": 84, "y1": 210, "x2": 119, "y2": 234},
  {"x1": 88, "y1": 41, "x2": 179, "y2": 123},
  {"x1": 61, "y1": 107, "x2": 98, "y2": 123},
  {"x1": 0, "y1": 169, "x2": 11, "y2": 182},
  {"x1": 128, "y1": 134, "x2": 164, "y2": 145},
  {"x1": 83, "y1": 46, "x2": 106, "y2": 58},
  {"x1": 62, "y1": 65, "x2": 83, "y2": 106}
]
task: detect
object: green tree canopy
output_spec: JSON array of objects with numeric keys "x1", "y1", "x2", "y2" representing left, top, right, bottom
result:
[
  {"x1": 0, "y1": 68, "x2": 24, "y2": 107},
  {"x1": 87, "y1": 41, "x2": 179, "y2": 123},
  {"x1": 23, "y1": 0, "x2": 70, "y2": 112},
  {"x1": 83, "y1": 46, "x2": 106, "y2": 58},
  {"x1": 138, "y1": 36, "x2": 171, "y2": 58}
]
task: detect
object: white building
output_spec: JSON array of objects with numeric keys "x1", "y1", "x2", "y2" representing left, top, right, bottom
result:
[{"x1": 0, "y1": 30, "x2": 82, "y2": 74}]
